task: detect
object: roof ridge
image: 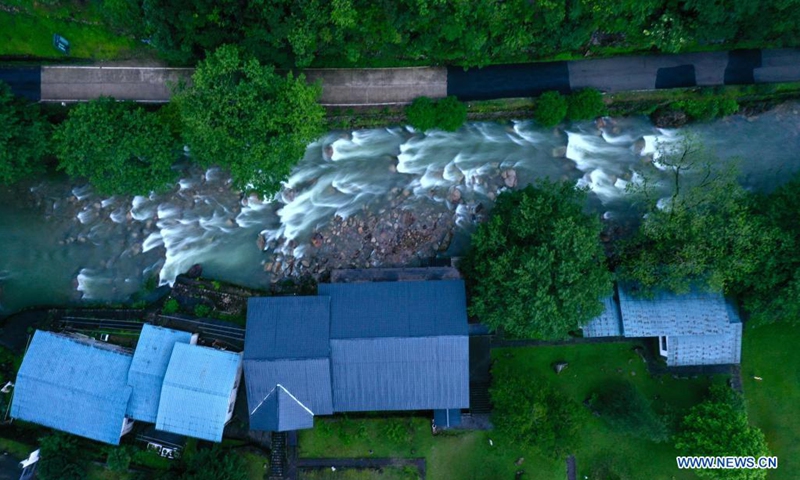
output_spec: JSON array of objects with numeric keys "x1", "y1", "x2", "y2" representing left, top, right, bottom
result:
[{"x1": 277, "y1": 384, "x2": 315, "y2": 416}]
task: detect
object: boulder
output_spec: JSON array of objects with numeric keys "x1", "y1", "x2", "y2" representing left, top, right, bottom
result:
[{"x1": 552, "y1": 361, "x2": 569, "y2": 374}]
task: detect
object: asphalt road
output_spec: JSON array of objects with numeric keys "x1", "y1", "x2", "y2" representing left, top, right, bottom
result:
[{"x1": 0, "y1": 48, "x2": 798, "y2": 104}]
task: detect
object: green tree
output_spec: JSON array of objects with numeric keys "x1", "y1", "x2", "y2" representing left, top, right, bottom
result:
[
  {"x1": 619, "y1": 137, "x2": 779, "y2": 294},
  {"x1": 405, "y1": 96, "x2": 437, "y2": 132},
  {"x1": 435, "y1": 96, "x2": 467, "y2": 132},
  {"x1": 491, "y1": 368, "x2": 581, "y2": 457},
  {"x1": 37, "y1": 433, "x2": 86, "y2": 480},
  {"x1": 736, "y1": 176, "x2": 800, "y2": 326},
  {"x1": 54, "y1": 97, "x2": 178, "y2": 195},
  {"x1": 0, "y1": 82, "x2": 50, "y2": 184},
  {"x1": 180, "y1": 446, "x2": 247, "y2": 480},
  {"x1": 534, "y1": 91, "x2": 568, "y2": 127},
  {"x1": 675, "y1": 385, "x2": 770, "y2": 480},
  {"x1": 463, "y1": 181, "x2": 613, "y2": 339},
  {"x1": 589, "y1": 380, "x2": 668, "y2": 442},
  {"x1": 106, "y1": 445, "x2": 132, "y2": 472},
  {"x1": 176, "y1": 45, "x2": 323, "y2": 197},
  {"x1": 567, "y1": 88, "x2": 607, "y2": 120}
]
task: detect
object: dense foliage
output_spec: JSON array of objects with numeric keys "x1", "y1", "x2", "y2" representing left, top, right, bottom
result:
[
  {"x1": 567, "y1": 88, "x2": 607, "y2": 120},
  {"x1": 405, "y1": 96, "x2": 466, "y2": 132},
  {"x1": 178, "y1": 446, "x2": 247, "y2": 480},
  {"x1": 53, "y1": 97, "x2": 178, "y2": 195},
  {"x1": 534, "y1": 91, "x2": 568, "y2": 127},
  {"x1": 491, "y1": 367, "x2": 580, "y2": 457},
  {"x1": 37, "y1": 433, "x2": 87, "y2": 480},
  {"x1": 0, "y1": 82, "x2": 50, "y2": 184},
  {"x1": 675, "y1": 385, "x2": 770, "y2": 480},
  {"x1": 674, "y1": 96, "x2": 740, "y2": 121},
  {"x1": 463, "y1": 181, "x2": 613, "y2": 339},
  {"x1": 106, "y1": 445, "x2": 133, "y2": 472},
  {"x1": 588, "y1": 380, "x2": 669, "y2": 442},
  {"x1": 132, "y1": 1, "x2": 800, "y2": 67},
  {"x1": 176, "y1": 45, "x2": 324, "y2": 197},
  {"x1": 736, "y1": 177, "x2": 800, "y2": 327},
  {"x1": 619, "y1": 137, "x2": 779, "y2": 294}
]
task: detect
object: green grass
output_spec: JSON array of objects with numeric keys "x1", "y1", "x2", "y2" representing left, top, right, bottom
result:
[
  {"x1": 239, "y1": 451, "x2": 269, "y2": 480},
  {"x1": 742, "y1": 323, "x2": 800, "y2": 480},
  {"x1": 299, "y1": 466, "x2": 420, "y2": 480},
  {"x1": 492, "y1": 342, "x2": 723, "y2": 480},
  {"x1": 299, "y1": 415, "x2": 563, "y2": 480},
  {"x1": 0, "y1": 2, "x2": 145, "y2": 60},
  {"x1": 86, "y1": 464, "x2": 131, "y2": 480},
  {"x1": 0, "y1": 436, "x2": 36, "y2": 458}
]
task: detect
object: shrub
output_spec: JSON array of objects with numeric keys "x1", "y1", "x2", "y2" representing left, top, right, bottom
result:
[
  {"x1": 588, "y1": 380, "x2": 669, "y2": 442},
  {"x1": 106, "y1": 445, "x2": 132, "y2": 472},
  {"x1": 673, "y1": 97, "x2": 739, "y2": 121},
  {"x1": 0, "y1": 82, "x2": 50, "y2": 184},
  {"x1": 405, "y1": 96, "x2": 437, "y2": 132},
  {"x1": 435, "y1": 95, "x2": 467, "y2": 131},
  {"x1": 194, "y1": 304, "x2": 212, "y2": 317},
  {"x1": 37, "y1": 433, "x2": 86, "y2": 480},
  {"x1": 567, "y1": 88, "x2": 607, "y2": 120},
  {"x1": 163, "y1": 298, "x2": 180, "y2": 315},
  {"x1": 534, "y1": 91, "x2": 568, "y2": 127}
]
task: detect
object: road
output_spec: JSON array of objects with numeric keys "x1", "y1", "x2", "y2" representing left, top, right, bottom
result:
[{"x1": 0, "y1": 49, "x2": 798, "y2": 105}]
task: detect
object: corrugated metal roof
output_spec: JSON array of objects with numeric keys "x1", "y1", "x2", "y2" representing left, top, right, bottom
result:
[
  {"x1": 582, "y1": 296, "x2": 623, "y2": 337},
  {"x1": 319, "y1": 280, "x2": 468, "y2": 339},
  {"x1": 11, "y1": 331, "x2": 132, "y2": 445},
  {"x1": 244, "y1": 358, "x2": 333, "y2": 425},
  {"x1": 666, "y1": 322, "x2": 742, "y2": 366},
  {"x1": 249, "y1": 385, "x2": 315, "y2": 432},
  {"x1": 330, "y1": 336, "x2": 469, "y2": 412},
  {"x1": 156, "y1": 343, "x2": 241, "y2": 442},
  {"x1": 618, "y1": 287, "x2": 740, "y2": 337},
  {"x1": 245, "y1": 297, "x2": 330, "y2": 360},
  {"x1": 127, "y1": 324, "x2": 193, "y2": 423}
]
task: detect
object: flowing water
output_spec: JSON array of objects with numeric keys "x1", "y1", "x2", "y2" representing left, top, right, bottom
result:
[{"x1": 1, "y1": 105, "x2": 799, "y2": 316}]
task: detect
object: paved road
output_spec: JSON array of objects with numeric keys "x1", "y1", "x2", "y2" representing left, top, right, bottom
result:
[{"x1": 0, "y1": 49, "x2": 798, "y2": 105}]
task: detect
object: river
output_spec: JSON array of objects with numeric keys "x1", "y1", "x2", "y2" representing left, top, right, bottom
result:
[{"x1": 1, "y1": 104, "x2": 799, "y2": 316}]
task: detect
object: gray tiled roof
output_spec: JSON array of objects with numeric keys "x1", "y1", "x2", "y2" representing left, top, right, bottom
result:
[
  {"x1": 665, "y1": 323, "x2": 742, "y2": 366},
  {"x1": 330, "y1": 336, "x2": 470, "y2": 412},
  {"x1": 245, "y1": 297, "x2": 330, "y2": 360},
  {"x1": 249, "y1": 385, "x2": 315, "y2": 432},
  {"x1": 319, "y1": 280, "x2": 468, "y2": 339},
  {"x1": 11, "y1": 331, "x2": 132, "y2": 445},
  {"x1": 582, "y1": 296, "x2": 623, "y2": 337},
  {"x1": 618, "y1": 287, "x2": 741, "y2": 337},
  {"x1": 127, "y1": 324, "x2": 193, "y2": 423}
]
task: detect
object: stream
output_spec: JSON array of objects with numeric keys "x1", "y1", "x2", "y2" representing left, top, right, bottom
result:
[{"x1": 1, "y1": 104, "x2": 799, "y2": 316}]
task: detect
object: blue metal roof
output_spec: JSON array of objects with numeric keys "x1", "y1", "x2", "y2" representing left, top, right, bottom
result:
[
  {"x1": 249, "y1": 385, "x2": 315, "y2": 432},
  {"x1": 318, "y1": 280, "x2": 468, "y2": 339},
  {"x1": 11, "y1": 331, "x2": 132, "y2": 445},
  {"x1": 244, "y1": 357, "x2": 333, "y2": 431},
  {"x1": 127, "y1": 324, "x2": 193, "y2": 423},
  {"x1": 330, "y1": 336, "x2": 470, "y2": 412},
  {"x1": 582, "y1": 296, "x2": 623, "y2": 338},
  {"x1": 156, "y1": 343, "x2": 241, "y2": 442},
  {"x1": 245, "y1": 296, "x2": 330, "y2": 360}
]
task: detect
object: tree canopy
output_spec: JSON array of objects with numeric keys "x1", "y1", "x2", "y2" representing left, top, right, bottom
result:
[
  {"x1": 37, "y1": 433, "x2": 87, "y2": 480},
  {"x1": 179, "y1": 446, "x2": 248, "y2": 480},
  {"x1": 176, "y1": 45, "x2": 324, "y2": 197},
  {"x1": 405, "y1": 96, "x2": 467, "y2": 132},
  {"x1": 0, "y1": 82, "x2": 50, "y2": 184},
  {"x1": 53, "y1": 97, "x2": 178, "y2": 195},
  {"x1": 534, "y1": 91, "x2": 568, "y2": 127},
  {"x1": 463, "y1": 181, "x2": 613, "y2": 339},
  {"x1": 618, "y1": 137, "x2": 780, "y2": 294},
  {"x1": 675, "y1": 385, "x2": 770, "y2": 480}
]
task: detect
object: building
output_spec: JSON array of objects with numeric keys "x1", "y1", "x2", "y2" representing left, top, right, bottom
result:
[
  {"x1": 244, "y1": 280, "x2": 470, "y2": 432},
  {"x1": 583, "y1": 286, "x2": 742, "y2": 366},
  {"x1": 10, "y1": 325, "x2": 241, "y2": 444},
  {"x1": 11, "y1": 331, "x2": 134, "y2": 445}
]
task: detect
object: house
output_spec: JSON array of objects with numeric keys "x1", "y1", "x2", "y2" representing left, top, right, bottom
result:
[
  {"x1": 11, "y1": 331, "x2": 134, "y2": 445},
  {"x1": 244, "y1": 280, "x2": 470, "y2": 432},
  {"x1": 583, "y1": 286, "x2": 742, "y2": 366},
  {"x1": 10, "y1": 324, "x2": 241, "y2": 444}
]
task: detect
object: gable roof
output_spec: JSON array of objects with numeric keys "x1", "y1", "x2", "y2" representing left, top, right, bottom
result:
[
  {"x1": 319, "y1": 280, "x2": 468, "y2": 339},
  {"x1": 250, "y1": 385, "x2": 315, "y2": 432},
  {"x1": 156, "y1": 343, "x2": 241, "y2": 442},
  {"x1": 582, "y1": 296, "x2": 623, "y2": 337},
  {"x1": 618, "y1": 287, "x2": 741, "y2": 337},
  {"x1": 665, "y1": 323, "x2": 742, "y2": 366},
  {"x1": 245, "y1": 296, "x2": 330, "y2": 360},
  {"x1": 127, "y1": 324, "x2": 193, "y2": 423},
  {"x1": 11, "y1": 331, "x2": 133, "y2": 445},
  {"x1": 330, "y1": 336, "x2": 470, "y2": 412}
]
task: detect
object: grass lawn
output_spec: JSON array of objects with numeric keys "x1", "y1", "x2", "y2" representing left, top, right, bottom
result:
[
  {"x1": 299, "y1": 466, "x2": 419, "y2": 480},
  {"x1": 239, "y1": 451, "x2": 269, "y2": 480},
  {"x1": 742, "y1": 323, "x2": 800, "y2": 480},
  {"x1": 0, "y1": 1, "x2": 146, "y2": 60},
  {"x1": 299, "y1": 415, "x2": 564, "y2": 480},
  {"x1": 492, "y1": 342, "x2": 723, "y2": 480}
]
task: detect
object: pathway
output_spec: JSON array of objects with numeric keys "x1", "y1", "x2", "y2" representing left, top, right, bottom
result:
[{"x1": 1, "y1": 49, "x2": 798, "y2": 105}]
